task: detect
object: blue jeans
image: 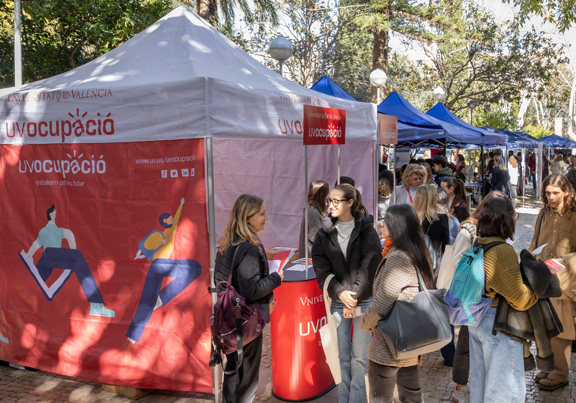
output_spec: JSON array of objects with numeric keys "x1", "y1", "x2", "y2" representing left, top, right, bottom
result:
[
  {"x1": 469, "y1": 307, "x2": 525, "y2": 403},
  {"x1": 331, "y1": 299, "x2": 372, "y2": 403}
]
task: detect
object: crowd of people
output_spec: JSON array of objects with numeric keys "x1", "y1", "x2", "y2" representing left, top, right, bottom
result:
[{"x1": 214, "y1": 148, "x2": 576, "y2": 403}]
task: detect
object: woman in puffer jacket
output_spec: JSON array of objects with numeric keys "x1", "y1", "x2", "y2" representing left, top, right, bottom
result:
[{"x1": 312, "y1": 183, "x2": 382, "y2": 403}]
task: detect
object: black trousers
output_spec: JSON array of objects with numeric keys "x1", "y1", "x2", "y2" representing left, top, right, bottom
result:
[
  {"x1": 452, "y1": 326, "x2": 470, "y2": 386},
  {"x1": 368, "y1": 361, "x2": 422, "y2": 403},
  {"x1": 223, "y1": 334, "x2": 263, "y2": 403}
]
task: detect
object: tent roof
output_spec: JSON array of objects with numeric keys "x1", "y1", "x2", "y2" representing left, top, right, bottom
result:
[
  {"x1": 540, "y1": 134, "x2": 576, "y2": 148},
  {"x1": 310, "y1": 77, "x2": 442, "y2": 143},
  {"x1": 427, "y1": 103, "x2": 507, "y2": 147},
  {"x1": 311, "y1": 77, "x2": 358, "y2": 102},
  {"x1": 1, "y1": 6, "x2": 376, "y2": 144},
  {"x1": 378, "y1": 92, "x2": 492, "y2": 148}
]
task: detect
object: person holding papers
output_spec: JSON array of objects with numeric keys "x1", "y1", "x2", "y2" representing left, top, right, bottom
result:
[
  {"x1": 529, "y1": 173, "x2": 576, "y2": 391},
  {"x1": 215, "y1": 194, "x2": 283, "y2": 403},
  {"x1": 312, "y1": 183, "x2": 381, "y2": 403}
]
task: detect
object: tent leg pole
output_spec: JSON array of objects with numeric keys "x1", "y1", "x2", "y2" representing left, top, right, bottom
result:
[
  {"x1": 390, "y1": 145, "x2": 396, "y2": 204},
  {"x1": 374, "y1": 141, "x2": 379, "y2": 228},
  {"x1": 337, "y1": 145, "x2": 341, "y2": 184},
  {"x1": 206, "y1": 137, "x2": 221, "y2": 403},
  {"x1": 304, "y1": 145, "x2": 309, "y2": 279},
  {"x1": 522, "y1": 149, "x2": 526, "y2": 208},
  {"x1": 480, "y1": 145, "x2": 485, "y2": 197}
]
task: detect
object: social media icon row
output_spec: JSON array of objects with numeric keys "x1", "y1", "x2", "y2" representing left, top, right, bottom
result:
[{"x1": 161, "y1": 168, "x2": 195, "y2": 178}]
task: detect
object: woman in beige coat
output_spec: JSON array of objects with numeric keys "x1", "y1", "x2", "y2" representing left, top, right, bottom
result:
[
  {"x1": 530, "y1": 173, "x2": 576, "y2": 391},
  {"x1": 362, "y1": 204, "x2": 435, "y2": 402}
]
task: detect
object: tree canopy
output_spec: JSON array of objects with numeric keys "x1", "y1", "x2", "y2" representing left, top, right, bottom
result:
[
  {"x1": 0, "y1": 0, "x2": 178, "y2": 87},
  {"x1": 503, "y1": 0, "x2": 576, "y2": 32}
]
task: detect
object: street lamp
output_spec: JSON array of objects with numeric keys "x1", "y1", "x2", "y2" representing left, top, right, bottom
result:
[
  {"x1": 370, "y1": 69, "x2": 387, "y2": 104},
  {"x1": 269, "y1": 36, "x2": 293, "y2": 76},
  {"x1": 433, "y1": 87, "x2": 446, "y2": 103},
  {"x1": 467, "y1": 99, "x2": 478, "y2": 124},
  {"x1": 483, "y1": 103, "x2": 491, "y2": 127}
]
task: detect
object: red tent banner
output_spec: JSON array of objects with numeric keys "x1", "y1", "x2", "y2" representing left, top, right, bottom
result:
[
  {"x1": 0, "y1": 139, "x2": 212, "y2": 391},
  {"x1": 303, "y1": 105, "x2": 346, "y2": 145}
]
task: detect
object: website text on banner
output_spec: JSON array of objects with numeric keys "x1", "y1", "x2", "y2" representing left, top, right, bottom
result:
[
  {"x1": 0, "y1": 139, "x2": 212, "y2": 392},
  {"x1": 303, "y1": 105, "x2": 346, "y2": 145}
]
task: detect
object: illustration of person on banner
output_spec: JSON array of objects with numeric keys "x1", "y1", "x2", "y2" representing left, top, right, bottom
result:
[
  {"x1": 19, "y1": 205, "x2": 116, "y2": 317},
  {"x1": 127, "y1": 198, "x2": 202, "y2": 344}
]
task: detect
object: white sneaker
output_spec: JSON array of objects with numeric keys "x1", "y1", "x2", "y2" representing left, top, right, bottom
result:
[{"x1": 451, "y1": 387, "x2": 466, "y2": 403}]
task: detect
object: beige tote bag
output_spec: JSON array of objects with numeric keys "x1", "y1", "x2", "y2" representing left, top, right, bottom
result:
[
  {"x1": 435, "y1": 244, "x2": 455, "y2": 290},
  {"x1": 318, "y1": 274, "x2": 342, "y2": 384}
]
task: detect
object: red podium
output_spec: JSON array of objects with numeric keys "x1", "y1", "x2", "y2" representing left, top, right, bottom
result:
[{"x1": 270, "y1": 264, "x2": 335, "y2": 401}]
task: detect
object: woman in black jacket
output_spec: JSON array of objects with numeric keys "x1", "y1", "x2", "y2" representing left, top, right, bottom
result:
[
  {"x1": 215, "y1": 194, "x2": 283, "y2": 403},
  {"x1": 491, "y1": 155, "x2": 511, "y2": 196},
  {"x1": 312, "y1": 183, "x2": 382, "y2": 403}
]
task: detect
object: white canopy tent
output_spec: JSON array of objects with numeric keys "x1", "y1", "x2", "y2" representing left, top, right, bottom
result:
[
  {"x1": 1, "y1": 6, "x2": 377, "y2": 392},
  {"x1": 1, "y1": 5, "x2": 377, "y2": 249}
]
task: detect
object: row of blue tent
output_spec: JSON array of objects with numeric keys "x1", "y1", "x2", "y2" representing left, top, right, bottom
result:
[{"x1": 311, "y1": 76, "x2": 576, "y2": 150}]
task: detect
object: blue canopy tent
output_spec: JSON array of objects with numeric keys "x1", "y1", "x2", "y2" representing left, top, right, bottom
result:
[
  {"x1": 499, "y1": 129, "x2": 541, "y2": 148},
  {"x1": 310, "y1": 76, "x2": 358, "y2": 102},
  {"x1": 509, "y1": 130, "x2": 548, "y2": 148},
  {"x1": 426, "y1": 103, "x2": 507, "y2": 147},
  {"x1": 540, "y1": 134, "x2": 576, "y2": 148},
  {"x1": 310, "y1": 77, "x2": 442, "y2": 141},
  {"x1": 379, "y1": 92, "x2": 501, "y2": 148}
]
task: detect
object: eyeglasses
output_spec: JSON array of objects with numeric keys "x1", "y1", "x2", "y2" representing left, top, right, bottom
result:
[{"x1": 328, "y1": 198, "x2": 350, "y2": 207}]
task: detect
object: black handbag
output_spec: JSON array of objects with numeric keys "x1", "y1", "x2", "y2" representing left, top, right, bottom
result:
[{"x1": 377, "y1": 270, "x2": 451, "y2": 359}]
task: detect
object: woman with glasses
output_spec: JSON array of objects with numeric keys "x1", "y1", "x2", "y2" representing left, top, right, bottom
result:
[
  {"x1": 530, "y1": 173, "x2": 576, "y2": 391},
  {"x1": 299, "y1": 180, "x2": 329, "y2": 258},
  {"x1": 312, "y1": 183, "x2": 382, "y2": 403}
]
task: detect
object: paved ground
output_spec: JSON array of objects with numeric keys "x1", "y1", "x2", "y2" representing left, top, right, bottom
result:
[{"x1": 2, "y1": 190, "x2": 575, "y2": 402}]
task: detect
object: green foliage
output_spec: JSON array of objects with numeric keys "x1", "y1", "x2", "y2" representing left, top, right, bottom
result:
[
  {"x1": 503, "y1": 0, "x2": 576, "y2": 32},
  {"x1": 524, "y1": 124, "x2": 554, "y2": 139},
  {"x1": 0, "y1": 0, "x2": 175, "y2": 87}
]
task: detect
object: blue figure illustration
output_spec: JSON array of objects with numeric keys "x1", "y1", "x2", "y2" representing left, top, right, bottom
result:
[
  {"x1": 127, "y1": 198, "x2": 202, "y2": 344},
  {"x1": 0, "y1": 331, "x2": 7, "y2": 344},
  {"x1": 19, "y1": 205, "x2": 115, "y2": 317}
]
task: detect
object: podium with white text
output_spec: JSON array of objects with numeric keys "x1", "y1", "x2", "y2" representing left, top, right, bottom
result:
[{"x1": 270, "y1": 264, "x2": 335, "y2": 401}]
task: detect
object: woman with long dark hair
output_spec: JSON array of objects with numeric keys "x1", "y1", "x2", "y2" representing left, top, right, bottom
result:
[
  {"x1": 214, "y1": 194, "x2": 284, "y2": 402},
  {"x1": 361, "y1": 204, "x2": 434, "y2": 402},
  {"x1": 440, "y1": 177, "x2": 470, "y2": 223},
  {"x1": 530, "y1": 173, "x2": 576, "y2": 391},
  {"x1": 299, "y1": 180, "x2": 329, "y2": 257},
  {"x1": 313, "y1": 183, "x2": 382, "y2": 402}
]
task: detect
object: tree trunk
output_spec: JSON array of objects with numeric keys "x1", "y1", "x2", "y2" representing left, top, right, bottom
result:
[
  {"x1": 372, "y1": 24, "x2": 389, "y2": 104},
  {"x1": 197, "y1": 0, "x2": 218, "y2": 28}
]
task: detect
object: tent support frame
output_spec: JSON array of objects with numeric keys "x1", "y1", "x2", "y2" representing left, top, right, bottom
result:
[{"x1": 206, "y1": 137, "x2": 222, "y2": 403}]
